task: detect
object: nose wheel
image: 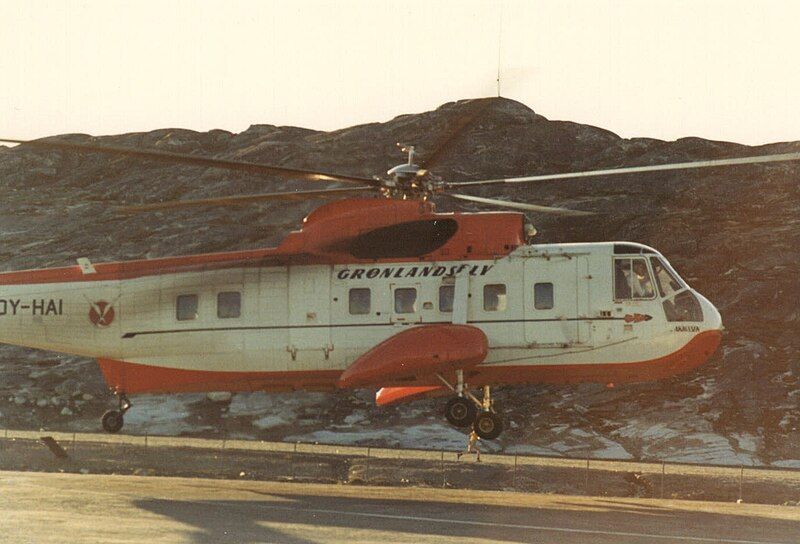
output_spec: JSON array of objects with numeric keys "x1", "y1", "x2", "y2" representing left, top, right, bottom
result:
[{"x1": 101, "y1": 393, "x2": 131, "y2": 433}]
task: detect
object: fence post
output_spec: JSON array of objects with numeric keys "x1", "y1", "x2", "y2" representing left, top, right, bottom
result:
[
  {"x1": 218, "y1": 432, "x2": 225, "y2": 476},
  {"x1": 365, "y1": 447, "x2": 371, "y2": 484},
  {"x1": 738, "y1": 466, "x2": 744, "y2": 502},
  {"x1": 441, "y1": 450, "x2": 446, "y2": 488},
  {"x1": 661, "y1": 462, "x2": 665, "y2": 499},
  {"x1": 585, "y1": 459, "x2": 590, "y2": 494},
  {"x1": 290, "y1": 443, "x2": 297, "y2": 480},
  {"x1": 513, "y1": 454, "x2": 518, "y2": 489}
]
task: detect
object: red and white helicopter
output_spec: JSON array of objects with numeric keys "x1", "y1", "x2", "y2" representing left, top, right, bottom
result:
[{"x1": 1, "y1": 100, "x2": 798, "y2": 440}]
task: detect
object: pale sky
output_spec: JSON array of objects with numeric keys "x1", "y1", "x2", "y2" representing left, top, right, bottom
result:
[{"x1": 2, "y1": 0, "x2": 799, "y2": 145}]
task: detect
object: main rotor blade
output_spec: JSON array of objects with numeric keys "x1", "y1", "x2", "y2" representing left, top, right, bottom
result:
[
  {"x1": 445, "y1": 152, "x2": 800, "y2": 188},
  {"x1": 120, "y1": 186, "x2": 378, "y2": 213},
  {"x1": 418, "y1": 98, "x2": 495, "y2": 170},
  {"x1": 445, "y1": 193, "x2": 593, "y2": 216},
  {"x1": 0, "y1": 137, "x2": 380, "y2": 186}
]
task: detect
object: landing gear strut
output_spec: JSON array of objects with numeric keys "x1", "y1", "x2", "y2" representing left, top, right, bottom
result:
[
  {"x1": 472, "y1": 385, "x2": 503, "y2": 440},
  {"x1": 438, "y1": 374, "x2": 504, "y2": 440},
  {"x1": 101, "y1": 393, "x2": 130, "y2": 433}
]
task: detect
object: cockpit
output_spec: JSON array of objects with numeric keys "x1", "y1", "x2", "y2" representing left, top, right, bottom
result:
[{"x1": 612, "y1": 243, "x2": 704, "y2": 322}]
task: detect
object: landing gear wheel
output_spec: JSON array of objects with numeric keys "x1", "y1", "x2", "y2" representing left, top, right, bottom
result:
[
  {"x1": 473, "y1": 411, "x2": 503, "y2": 440},
  {"x1": 101, "y1": 410, "x2": 124, "y2": 433},
  {"x1": 444, "y1": 397, "x2": 477, "y2": 428},
  {"x1": 101, "y1": 392, "x2": 131, "y2": 433}
]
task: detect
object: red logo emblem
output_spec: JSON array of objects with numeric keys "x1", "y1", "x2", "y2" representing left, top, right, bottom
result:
[
  {"x1": 624, "y1": 313, "x2": 653, "y2": 324},
  {"x1": 89, "y1": 300, "x2": 115, "y2": 327}
]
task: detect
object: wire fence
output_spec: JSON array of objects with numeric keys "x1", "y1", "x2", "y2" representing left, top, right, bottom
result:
[{"x1": 2, "y1": 428, "x2": 800, "y2": 505}]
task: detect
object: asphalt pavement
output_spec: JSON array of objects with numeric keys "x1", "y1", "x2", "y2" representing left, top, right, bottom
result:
[{"x1": 1, "y1": 471, "x2": 799, "y2": 544}]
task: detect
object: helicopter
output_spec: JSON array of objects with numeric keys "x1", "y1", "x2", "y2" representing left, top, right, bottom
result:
[{"x1": 1, "y1": 98, "x2": 798, "y2": 440}]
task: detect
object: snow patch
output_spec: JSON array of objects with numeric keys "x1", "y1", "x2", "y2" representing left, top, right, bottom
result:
[
  {"x1": 253, "y1": 414, "x2": 291, "y2": 430},
  {"x1": 286, "y1": 422, "x2": 471, "y2": 450},
  {"x1": 612, "y1": 417, "x2": 760, "y2": 465},
  {"x1": 227, "y1": 391, "x2": 328, "y2": 417},
  {"x1": 122, "y1": 394, "x2": 211, "y2": 435},
  {"x1": 771, "y1": 459, "x2": 800, "y2": 469}
]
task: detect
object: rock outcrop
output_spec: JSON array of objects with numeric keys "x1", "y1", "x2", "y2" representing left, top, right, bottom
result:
[{"x1": 0, "y1": 97, "x2": 797, "y2": 464}]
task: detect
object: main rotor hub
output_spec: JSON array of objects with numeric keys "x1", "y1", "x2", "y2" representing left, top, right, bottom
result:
[
  {"x1": 386, "y1": 162, "x2": 422, "y2": 180},
  {"x1": 383, "y1": 143, "x2": 440, "y2": 199}
]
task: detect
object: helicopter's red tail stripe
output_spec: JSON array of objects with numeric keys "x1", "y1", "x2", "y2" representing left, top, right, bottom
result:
[{"x1": 97, "y1": 331, "x2": 721, "y2": 395}]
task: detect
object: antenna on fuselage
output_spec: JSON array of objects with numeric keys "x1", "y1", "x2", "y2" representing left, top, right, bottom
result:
[{"x1": 496, "y1": 0, "x2": 503, "y2": 97}]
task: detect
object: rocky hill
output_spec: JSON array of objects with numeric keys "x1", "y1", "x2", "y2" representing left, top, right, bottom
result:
[{"x1": 1, "y1": 98, "x2": 798, "y2": 465}]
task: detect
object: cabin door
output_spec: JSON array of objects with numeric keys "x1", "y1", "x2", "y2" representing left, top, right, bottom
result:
[
  {"x1": 287, "y1": 265, "x2": 332, "y2": 368},
  {"x1": 523, "y1": 255, "x2": 592, "y2": 346}
]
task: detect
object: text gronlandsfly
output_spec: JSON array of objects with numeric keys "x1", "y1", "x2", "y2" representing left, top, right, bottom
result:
[{"x1": 337, "y1": 264, "x2": 494, "y2": 281}]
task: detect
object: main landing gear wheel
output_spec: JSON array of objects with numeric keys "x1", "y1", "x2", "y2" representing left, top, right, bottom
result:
[
  {"x1": 444, "y1": 396, "x2": 477, "y2": 428},
  {"x1": 101, "y1": 393, "x2": 131, "y2": 433},
  {"x1": 473, "y1": 411, "x2": 503, "y2": 440},
  {"x1": 435, "y1": 374, "x2": 505, "y2": 440}
]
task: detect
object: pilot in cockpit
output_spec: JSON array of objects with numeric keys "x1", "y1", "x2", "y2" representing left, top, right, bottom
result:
[
  {"x1": 631, "y1": 261, "x2": 654, "y2": 298},
  {"x1": 652, "y1": 260, "x2": 678, "y2": 299}
]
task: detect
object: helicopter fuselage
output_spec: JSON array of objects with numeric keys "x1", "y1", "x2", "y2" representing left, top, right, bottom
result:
[{"x1": 0, "y1": 239, "x2": 722, "y2": 396}]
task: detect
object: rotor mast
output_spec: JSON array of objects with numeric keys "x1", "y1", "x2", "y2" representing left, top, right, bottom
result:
[{"x1": 385, "y1": 143, "x2": 432, "y2": 199}]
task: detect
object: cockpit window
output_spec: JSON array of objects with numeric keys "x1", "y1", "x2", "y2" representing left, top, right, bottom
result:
[
  {"x1": 663, "y1": 291, "x2": 704, "y2": 322},
  {"x1": 614, "y1": 258, "x2": 655, "y2": 300},
  {"x1": 650, "y1": 257, "x2": 682, "y2": 298},
  {"x1": 614, "y1": 243, "x2": 656, "y2": 254}
]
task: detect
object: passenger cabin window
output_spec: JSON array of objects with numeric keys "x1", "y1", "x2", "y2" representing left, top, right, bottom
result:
[
  {"x1": 217, "y1": 291, "x2": 241, "y2": 319},
  {"x1": 439, "y1": 285, "x2": 454, "y2": 313},
  {"x1": 349, "y1": 288, "x2": 371, "y2": 315},
  {"x1": 483, "y1": 284, "x2": 507, "y2": 311},
  {"x1": 176, "y1": 294, "x2": 198, "y2": 321},
  {"x1": 534, "y1": 282, "x2": 554, "y2": 309},
  {"x1": 394, "y1": 288, "x2": 417, "y2": 314},
  {"x1": 614, "y1": 258, "x2": 655, "y2": 300}
]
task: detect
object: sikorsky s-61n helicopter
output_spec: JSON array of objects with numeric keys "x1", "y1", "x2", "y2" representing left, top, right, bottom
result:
[{"x1": 2, "y1": 99, "x2": 799, "y2": 440}]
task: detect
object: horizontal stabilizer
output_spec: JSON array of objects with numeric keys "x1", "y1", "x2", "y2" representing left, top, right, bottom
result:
[
  {"x1": 337, "y1": 324, "x2": 488, "y2": 388},
  {"x1": 375, "y1": 386, "x2": 448, "y2": 406}
]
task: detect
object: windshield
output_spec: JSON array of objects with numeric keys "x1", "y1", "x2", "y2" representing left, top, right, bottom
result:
[
  {"x1": 650, "y1": 257, "x2": 682, "y2": 298},
  {"x1": 649, "y1": 257, "x2": 703, "y2": 322}
]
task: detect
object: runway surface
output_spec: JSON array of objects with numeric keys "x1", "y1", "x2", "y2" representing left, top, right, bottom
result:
[{"x1": 1, "y1": 471, "x2": 799, "y2": 543}]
